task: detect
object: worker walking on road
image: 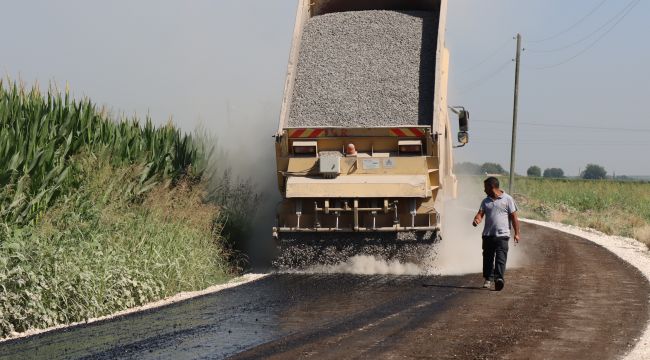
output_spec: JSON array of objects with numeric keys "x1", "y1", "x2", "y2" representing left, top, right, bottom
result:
[{"x1": 472, "y1": 177, "x2": 521, "y2": 291}]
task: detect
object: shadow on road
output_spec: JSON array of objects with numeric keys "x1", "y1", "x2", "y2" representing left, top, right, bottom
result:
[{"x1": 421, "y1": 283, "x2": 485, "y2": 291}]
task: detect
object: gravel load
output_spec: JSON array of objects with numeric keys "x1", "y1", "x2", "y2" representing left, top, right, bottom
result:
[{"x1": 288, "y1": 10, "x2": 438, "y2": 128}]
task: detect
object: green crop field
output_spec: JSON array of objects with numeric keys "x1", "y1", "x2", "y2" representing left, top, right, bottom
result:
[
  {"x1": 0, "y1": 81, "x2": 254, "y2": 337},
  {"x1": 462, "y1": 176, "x2": 650, "y2": 246}
]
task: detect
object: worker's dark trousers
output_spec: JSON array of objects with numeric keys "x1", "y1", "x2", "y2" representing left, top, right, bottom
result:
[{"x1": 482, "y1": 236, "x2": 510, "y2": 281}]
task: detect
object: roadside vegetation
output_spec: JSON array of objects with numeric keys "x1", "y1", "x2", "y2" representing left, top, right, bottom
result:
[
  {"x1": 512, "y1": 177, "x2": 650, "y2": 245},
  {"x1": 0, "y1": 81, "x2": 254, "y2": 337},
  {"x1": 461, "y1": 173, "x2": 650, "y2": 247}
]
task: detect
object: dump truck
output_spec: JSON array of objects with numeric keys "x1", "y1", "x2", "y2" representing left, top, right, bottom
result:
[{"x1": 273, "y1": 0, "x2": 469, "y2": 268}]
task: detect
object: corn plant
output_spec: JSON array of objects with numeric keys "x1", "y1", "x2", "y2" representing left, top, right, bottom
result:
[
  {"x1": 0, "y1": 80, "x2": 209, "y2": 225},
  {"x1": 0, "y1": 80, "x2": 258, "y2": 339}
]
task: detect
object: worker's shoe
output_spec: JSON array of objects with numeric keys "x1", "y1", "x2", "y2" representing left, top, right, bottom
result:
[
  {"x1": 482, "y1": 280, "x2": 492, "y2": 289},
  {"x1": 495, "y1": 278, "x2": 505, "y2": 291}
]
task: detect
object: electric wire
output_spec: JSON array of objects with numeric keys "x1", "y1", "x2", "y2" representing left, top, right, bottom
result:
[
  {"x1": 532, "y1": 0, "x2": 640, "y2": 69},
  {"x1": 457, "y1": 60, "x2": 513, "y2": 95},
  {"x1": 528, "y1": 0, "x2": 609, "y2": 43},
  {"x1": 526, "y1": 0, "x2": 639, "y2": 53},
  {"x1": 471, "y1": 140, "x2": 649, "y2": 147},
  {"x1": 475, "y1": 120, "x2": 650, "y2": 133},
  {"x1": 457, "y1": 38, "x2": 513, "y2": 74}
]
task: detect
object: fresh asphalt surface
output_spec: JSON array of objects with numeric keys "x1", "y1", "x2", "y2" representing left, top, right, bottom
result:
[{"x1": 1, "y1": 223, "x2": 648, "y2": 359}]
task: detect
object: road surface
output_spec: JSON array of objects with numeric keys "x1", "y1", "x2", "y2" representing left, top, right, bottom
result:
[{"x1": 1, "y1": 223, "x2": 648, "y2": 359}]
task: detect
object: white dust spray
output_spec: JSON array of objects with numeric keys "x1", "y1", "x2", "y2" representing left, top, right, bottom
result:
[
  {"x1": 307, "y1": 176, "x2": 528, "y2": 276},
  {"x1": 305, "y1": 255, "x2": 424, "y2": 276},
  {"x1": 198, "y1": 103, "x2": 281, "y2": 268},
  {"x1": 431, "y1": 176, "x2": 528, "y2": 275}
]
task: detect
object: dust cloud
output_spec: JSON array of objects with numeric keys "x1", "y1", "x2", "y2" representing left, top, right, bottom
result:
[
  {"x1": 305, "y1": 256, "x2": 424, "y2": 276},
  {"x1": 305, "y1": 176, "x2": 528, "y2": 276},
  {"x1": 210, "y1": 101, "x2": 527, "y2": 274},
  {"x1": 197, "y1": 104, "x2": 281, "y2": 269},
  {"x1": 430, "y1": 176, "x2": 528, "y2": 276}
]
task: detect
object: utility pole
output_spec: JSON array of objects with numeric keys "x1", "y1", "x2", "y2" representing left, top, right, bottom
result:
[{"x1": 509, "y1": 33, "x2": 522, "y2": 194}]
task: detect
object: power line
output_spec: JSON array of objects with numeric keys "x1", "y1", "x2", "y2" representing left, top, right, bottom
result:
[
  {"x1": 457, "y1": 60, "x2": 513, "y2": 95},
  {"x1": 475, "y1": 120, "x2": 650, "y2": 133},
  {"x1": 529, "y1": 0, "x2": 609, "y2": 43},
  {"x1": 532, "y1": 0, "x2": 640, "y2": 70},
  {"x1": 471, "y1": 140, "x2": 649, "y2": 147},
  {"x1": 457, "y1": 38, "x2": 513, "y2": 74},
  {"x1": 526, "y1": 0, "x2": 638, "y2": 53}
]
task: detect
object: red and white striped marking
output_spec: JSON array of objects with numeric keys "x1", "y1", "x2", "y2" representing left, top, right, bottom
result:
[
  {"x1": 288, "y1": 128, "x2": 426, "y2": 138},
  {"x1": 389, "y1": 128, "x2": 425, "y2": 137}
]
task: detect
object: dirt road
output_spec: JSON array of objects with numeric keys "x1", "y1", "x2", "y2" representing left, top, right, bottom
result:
[{"x1": 1, "y1": 223, "x2": 648, "y2": 359}]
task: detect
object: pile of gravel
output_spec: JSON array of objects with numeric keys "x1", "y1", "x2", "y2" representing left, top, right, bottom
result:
[
  {"x1": 273, "y1": 232, "x2": 439, "y2": 270},
  {"x1": 288, "y1": 10, "x2": 438, "y2": 128}
]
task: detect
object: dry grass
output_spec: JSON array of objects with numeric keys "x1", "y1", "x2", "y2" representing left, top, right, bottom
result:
[
  {"x1": 0, "y1": 156, "x2": 232, "y2": 337},
  {"x1": 509, "y1": 177, "x2": 650, "y2": 247},
  {"x1": 461, "y1": 176, "x2": 650, "y2": 247},
  {"x1": 634, "y1": 225, "x2": 650, "y2": 245},
  {"x1": 144, "y1": 179, "x2": 219, "y2": 234}
]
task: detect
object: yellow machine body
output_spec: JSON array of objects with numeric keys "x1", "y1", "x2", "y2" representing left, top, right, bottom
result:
[{"x1": 273, "y1": 0, "x2": 458, "y2": 237}]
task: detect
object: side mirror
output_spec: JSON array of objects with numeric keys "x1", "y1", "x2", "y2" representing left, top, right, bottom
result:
[
  {"x1": 450, "y1": 106, "x2": 470, "y2": 148},
  {"x1": 458, "y1": 110, "x2": 469, "y2": 132},
  {"x1": 458, "y1": 131, "x2": 469, "y2": 145}
]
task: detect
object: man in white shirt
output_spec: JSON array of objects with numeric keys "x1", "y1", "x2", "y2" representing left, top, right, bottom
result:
[{"x1": 472, "y1": 177, "x2": 521, "y2": 291}]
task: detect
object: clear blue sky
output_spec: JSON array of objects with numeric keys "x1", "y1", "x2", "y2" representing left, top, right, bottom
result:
[{"x1": 3, "y1": 0, "x2": 648, "y2": 176}]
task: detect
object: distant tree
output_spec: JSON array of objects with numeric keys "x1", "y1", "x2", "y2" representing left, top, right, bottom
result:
[
  {"x1": 543, "y1": 168, "x2": 565, "y2": 178},
  {"x1": 454, "y1": 162, "x2": 482, "y2": 175},
  {"x1": 582, "y1": 164, "x2": 607, "y2": 180},
  {"x1": 481, "y1": 162, "x2": 507, "y2": 175},
  {"x1": 527, "y1": 166, "x2": 542, "y2": 177}
]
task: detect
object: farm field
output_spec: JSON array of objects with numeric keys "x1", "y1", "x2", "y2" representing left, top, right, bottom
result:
[
  {"x1": 0, "y1": 82, "x2": 252, "y2": 338},
  {"x1": 463, "y1": 176, "x2": 650, "y2": 246}
]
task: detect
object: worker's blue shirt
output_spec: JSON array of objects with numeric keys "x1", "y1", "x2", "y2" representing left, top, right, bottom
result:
[{"x1": 479, "y1": 192, "x2": 518, "y2": 237}]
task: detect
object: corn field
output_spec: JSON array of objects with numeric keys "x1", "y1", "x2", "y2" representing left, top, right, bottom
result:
[
  {"x1": 0, "y1": 81, "x2": 243, "y2": 337},
  {"x1": 0, "y1": 80, "x2": 209, "y2": 225}
]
